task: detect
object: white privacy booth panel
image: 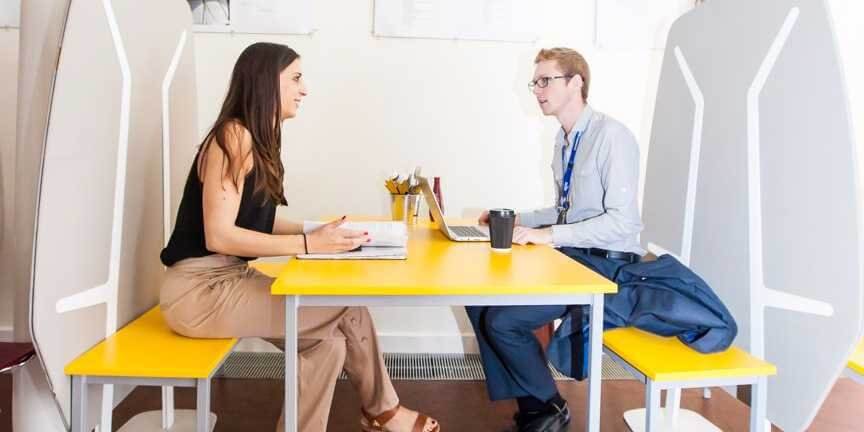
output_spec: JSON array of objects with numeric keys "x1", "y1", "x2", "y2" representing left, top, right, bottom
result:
[
  {"x1": 642, "y1": 0, "x2": 862, "y2": 431},
  {"x1": 31, "y1": 0, "x2": 198, "y2": 428}
]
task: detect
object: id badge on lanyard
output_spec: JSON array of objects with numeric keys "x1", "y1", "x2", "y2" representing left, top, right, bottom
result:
[{"x1": 557, "y1": 124, "x2": 589, "y2": 225}]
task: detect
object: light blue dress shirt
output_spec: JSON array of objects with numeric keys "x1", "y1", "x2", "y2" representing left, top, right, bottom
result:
[{"x1": 519, "y1": 105, "x2": 646, "y2": 255}]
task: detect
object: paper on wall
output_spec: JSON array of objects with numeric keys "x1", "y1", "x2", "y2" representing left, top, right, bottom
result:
[
  {"x1": 373, "y1": 0, "x2": 536, "y2": 42},
  {"x1": 230, "y1": 0, "x2": 314, "y2": 34}
]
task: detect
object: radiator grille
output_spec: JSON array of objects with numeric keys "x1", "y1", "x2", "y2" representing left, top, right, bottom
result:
[{"x1": 216, "y1": 352, "x2": 634, "y2": 381}]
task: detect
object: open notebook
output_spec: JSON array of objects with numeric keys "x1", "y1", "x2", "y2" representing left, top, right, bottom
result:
[{"x1": 297, "y1": 221, "x2": 408, "y2": 260}]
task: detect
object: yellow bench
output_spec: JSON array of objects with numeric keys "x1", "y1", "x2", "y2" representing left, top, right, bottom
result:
[
  {"x1": 604, "y1": 327, "x2": 776, "y2": 432},
  {"x1": 845, "y1": 340, "x2": 864, "y2": 384},
  {"x1": 65, "y1": 306, "x2": 237, "y2": 432}
]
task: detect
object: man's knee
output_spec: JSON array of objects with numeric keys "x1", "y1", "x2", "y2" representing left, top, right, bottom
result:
[
  {"x1": 484, "y1": 307, "x2": 563, "y2": 340},
  {"x1": 484, "y1": 308, "x2": 530, "y2": 339}
]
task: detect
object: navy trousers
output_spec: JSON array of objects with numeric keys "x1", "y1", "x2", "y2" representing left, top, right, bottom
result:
[{"x1": 466, "y1": 248, "x2": 628, "y2": 401}]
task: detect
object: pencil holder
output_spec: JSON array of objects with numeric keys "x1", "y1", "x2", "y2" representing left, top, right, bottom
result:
[{"x1": 390, "y1": 194, "x2": 421, "y2": 225}]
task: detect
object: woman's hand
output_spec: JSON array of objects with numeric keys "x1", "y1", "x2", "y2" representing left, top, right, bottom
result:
[{"x1": 306, "y1": 216, "x2": 370, "y2": 253}]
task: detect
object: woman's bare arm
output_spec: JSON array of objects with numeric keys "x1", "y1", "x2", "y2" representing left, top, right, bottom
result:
[
  {"x1": 272, "y1": 216, "x2": 304, "y2": 235},
  {"x1": 201, "y1": 124, "x2": 368, "y2": 256}
]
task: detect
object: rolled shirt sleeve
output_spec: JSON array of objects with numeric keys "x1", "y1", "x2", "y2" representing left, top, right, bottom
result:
[{"x1": 518, "y1": 206, "x2": 558, "y2": 228}]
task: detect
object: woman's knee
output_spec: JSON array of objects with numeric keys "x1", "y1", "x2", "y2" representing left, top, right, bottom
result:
[
  {"x1": 348, "y1": 306, "x2": 371, "y2": 320},
  {"x1": 344, "y1": 306, "x2": 375, "y2": 331}
]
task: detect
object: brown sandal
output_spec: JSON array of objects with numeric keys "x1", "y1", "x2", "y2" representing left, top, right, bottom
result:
[{"x1": 360, "y1": 404, "x2": 441, "y2": 432}]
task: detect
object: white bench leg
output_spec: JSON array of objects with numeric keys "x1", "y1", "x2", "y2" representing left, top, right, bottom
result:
[
  {"x1": 162, "y1": 386, "x2": 175, "y2": 429},
  {"x1": 665, "y1": 387, "x2": 682, "y2": 428},
  {"x1": 645, "y1": 381, "x2": 661, "y2": 432},
  {"x1": 197, "y1": 378, "x2": 211, "y2": 432},
  {"x1": 750, "y1": 377, "x2": 768, "y2": 432},
  {"x1": 71, "y1": 376, "x2": 88, "y2": 432}
]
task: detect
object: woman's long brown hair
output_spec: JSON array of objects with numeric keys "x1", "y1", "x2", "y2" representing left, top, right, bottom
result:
[{"x1": 198, "y1": 42, "x2": 298, "y2": 205}]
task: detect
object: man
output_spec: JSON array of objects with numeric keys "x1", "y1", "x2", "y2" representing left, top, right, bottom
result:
[{"x1": 468, "y1": 47, "x2": 645, "y2": 432}]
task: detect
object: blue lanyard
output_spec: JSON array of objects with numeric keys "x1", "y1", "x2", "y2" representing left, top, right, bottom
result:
[{"x1": 557, "y1": 123, "x2": 589, "y2": 223}]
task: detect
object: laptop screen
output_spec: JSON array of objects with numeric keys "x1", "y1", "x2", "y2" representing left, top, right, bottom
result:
[{"x1": 419, "y1": 177, "x2": 450, "y2": 231}]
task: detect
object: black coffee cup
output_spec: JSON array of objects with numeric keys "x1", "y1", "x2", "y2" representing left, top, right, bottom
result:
[{"x1": 488, "y1": 208, "x2": 516, "y2": 252}]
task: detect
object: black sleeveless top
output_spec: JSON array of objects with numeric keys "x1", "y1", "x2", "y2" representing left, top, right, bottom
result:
[{"x1": 160, "y1": 158, "x2": 277, "y2": 266}]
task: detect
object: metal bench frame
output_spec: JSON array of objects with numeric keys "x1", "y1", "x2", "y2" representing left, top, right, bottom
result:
[
  {"x1": 604, "y1": 347, "x2": 768, "y2": 432},
  {"x1": 69, "y1": 353, "x2": 230, "y2": 432}
]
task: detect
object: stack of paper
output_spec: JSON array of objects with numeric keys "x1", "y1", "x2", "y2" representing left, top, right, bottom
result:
[{"x1": 298, "y1": 221, "x2": 408, "y2": 260}]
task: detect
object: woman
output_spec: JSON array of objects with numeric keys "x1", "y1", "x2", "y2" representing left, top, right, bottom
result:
[{"x1": 159, "y1": 42, "x2": 440, "y2": 432}]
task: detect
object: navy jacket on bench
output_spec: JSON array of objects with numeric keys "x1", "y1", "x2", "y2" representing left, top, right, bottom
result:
[{"x1": 547, "y1": 253, "x2": 738, "y2": 379}]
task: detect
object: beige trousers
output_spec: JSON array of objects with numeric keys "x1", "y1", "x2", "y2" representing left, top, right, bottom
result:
[{"x1": 160, "y1": 254, "x2": 399, "y2": 432}]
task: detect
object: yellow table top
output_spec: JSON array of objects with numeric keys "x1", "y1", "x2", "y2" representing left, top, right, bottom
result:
[
  {"x1": 847, "y1": 339, "x2": 864, "y2": 375},
  {"x1": 259, "y1": 221, "x2": 616, "y2": 296},
  {"x1": 604, "y1": 327, "x2": 777, "y2": 382},
  {"x1": 65, "y1": 307, "x2": 236, "y2": 379}
]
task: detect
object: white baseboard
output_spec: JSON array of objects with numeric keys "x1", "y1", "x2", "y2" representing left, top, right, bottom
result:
[
  {"x1": 233, "y1": 337, "x2": 283, "y2": 353},
  {"x1": 0, "y1": 325, "x2": 12, "y2": 342},
  {"x1": 377, "y1": 332, "x2": 478, "y2": 354}
]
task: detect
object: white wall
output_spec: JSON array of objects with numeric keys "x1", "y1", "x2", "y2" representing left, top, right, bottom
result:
[
  {"x1": 193, "y1": 0, "x2": 665, "y2": 352},
  {"x1": 0, "y1": 28, "x2": 18, "y2": 341}
]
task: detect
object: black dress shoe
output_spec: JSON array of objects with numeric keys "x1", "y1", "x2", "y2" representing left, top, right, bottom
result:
[{"x1": 513, "y1": 402, "x2": 571, "y2": 432}]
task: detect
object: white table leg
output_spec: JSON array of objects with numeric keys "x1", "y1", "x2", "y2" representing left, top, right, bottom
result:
[
  {"x1": 285, "y1": 296, "x2": 299, "y2": 432},
  {"x1": 750, "y1": 377, "x2": 768, "y2": 432},
  {"x1": 586, "y1": 293, "x2": 604, "y2": 432}
]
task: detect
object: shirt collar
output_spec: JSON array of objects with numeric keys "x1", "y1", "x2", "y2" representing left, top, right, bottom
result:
[{"x1": 556, "y1": 104, "x2": 594, "y2": 148}]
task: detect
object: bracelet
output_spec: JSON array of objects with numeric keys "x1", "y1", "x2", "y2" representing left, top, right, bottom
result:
[{"x1": 302, "y1": 233, "x2": 308, "y2": 254}]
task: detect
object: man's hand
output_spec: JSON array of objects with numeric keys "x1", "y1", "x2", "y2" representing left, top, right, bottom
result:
[
  {"x1": 512, "y1": 226, "x2": 552, "y2": 245},
  {"x1": 478, "y1": 211, "x2": 490, "y2": 225},
  {"x1": 478, "y1": 211, "x2": 521, "y2": 226}
]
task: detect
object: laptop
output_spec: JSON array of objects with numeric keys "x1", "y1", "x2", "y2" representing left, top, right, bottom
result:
[{"x1": 419, "y1": 176, "x2": 490, "y2": 242}]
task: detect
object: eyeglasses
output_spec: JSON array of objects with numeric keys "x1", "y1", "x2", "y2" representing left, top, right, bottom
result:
[{"x1": 528, "y1": 75, "x2": 573, "y2": 89}]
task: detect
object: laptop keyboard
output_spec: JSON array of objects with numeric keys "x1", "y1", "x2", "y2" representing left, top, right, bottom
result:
[{"x1": 451, "y1": 226, "x2": 488, "y2": 238}]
